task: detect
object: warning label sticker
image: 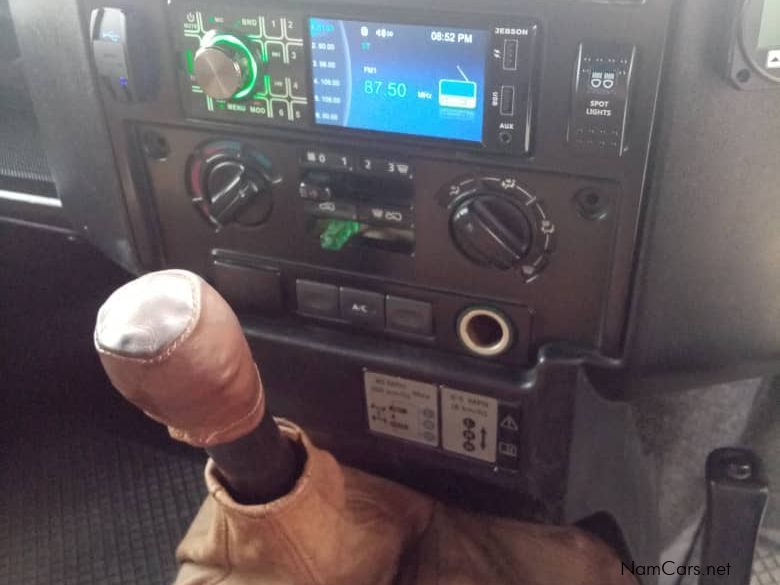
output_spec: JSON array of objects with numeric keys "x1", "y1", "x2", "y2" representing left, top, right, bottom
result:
[
  {"x1": 440, "y1": 387, "x2": 498, "y2": 463},
  {"x1": 500, "y1": 413, "x2": 520, "y2": 431},
  {"x1": 365, "y1": 372, "x2": 439, "y2": 447}
]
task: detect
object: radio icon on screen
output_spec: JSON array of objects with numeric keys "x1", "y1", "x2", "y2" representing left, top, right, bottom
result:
[{"x1": 439, "y1": 79, "x2": 478, "y2": 109}]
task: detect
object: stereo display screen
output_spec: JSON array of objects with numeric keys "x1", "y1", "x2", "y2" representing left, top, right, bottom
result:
[{"x1": 310, "y1": 18, "x2": 488, "y2": 142}]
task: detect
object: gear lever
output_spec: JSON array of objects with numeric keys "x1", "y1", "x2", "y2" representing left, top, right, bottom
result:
[{"x1": 94, "y1": 269, "x2": 301, "y2": 504}]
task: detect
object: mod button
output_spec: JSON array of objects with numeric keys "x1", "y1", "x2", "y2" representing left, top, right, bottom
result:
[{"x1": 340, "y1": 288, "x2": 385, "y2": 329}]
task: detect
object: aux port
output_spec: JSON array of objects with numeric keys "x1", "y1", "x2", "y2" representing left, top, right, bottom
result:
[{"x1": 457, "y1": 307, "x2": 514, "y2": 358}]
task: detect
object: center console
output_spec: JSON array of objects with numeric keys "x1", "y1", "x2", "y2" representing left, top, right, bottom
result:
[{"x1": 82, "y1": 0, "x2": 674, "y2": 529}]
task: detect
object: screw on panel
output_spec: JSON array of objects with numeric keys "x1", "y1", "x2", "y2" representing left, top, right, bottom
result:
[
  {"x1": 142, "y1": 131, "x2": 171, "y2": 161},
  {"x1": 574, "y1": 189, "x2": 611, "y2": 221}
]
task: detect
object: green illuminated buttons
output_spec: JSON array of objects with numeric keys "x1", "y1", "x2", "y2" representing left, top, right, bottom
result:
[{"x1": 193, "y1": 31, "x2": 259, "y2": 100}]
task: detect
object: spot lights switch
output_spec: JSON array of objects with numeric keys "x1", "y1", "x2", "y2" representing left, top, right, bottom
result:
[
  {"x1": 569, "y1": 41, "x2": 636, "y2": 157},
  {"x1": 90, "y1": 8, "x2": 135, "y2": 101}
]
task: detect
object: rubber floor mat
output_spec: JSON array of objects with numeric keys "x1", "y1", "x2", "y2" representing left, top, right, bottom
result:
[
  {"x1": 752, "y1": 532, "x2": 780, "y2": 585},
  {"x1": 0, "y1": 412, "x2": 206, "y2": 585}
]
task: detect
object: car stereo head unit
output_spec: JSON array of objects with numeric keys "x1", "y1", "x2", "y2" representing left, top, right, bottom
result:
[{"x1": 171, "y1": 3, "x2": 539, "y2": 155}]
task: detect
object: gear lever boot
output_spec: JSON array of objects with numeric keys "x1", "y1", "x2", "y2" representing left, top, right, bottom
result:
[{"x1": 95, "y1": 270, "x2": 636, "y2": 585}]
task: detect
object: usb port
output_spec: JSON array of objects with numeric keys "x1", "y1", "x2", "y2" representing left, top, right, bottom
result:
[
  {"x1": 503, "y1": 39, "x2": 518, "y2": 70},
  {"x1": 500, "y1": 86, "x2": 515, "y2": 116}
]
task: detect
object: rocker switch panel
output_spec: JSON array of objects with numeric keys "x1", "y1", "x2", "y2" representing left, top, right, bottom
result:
[{"x1": 569, "y1": 41, "x2": 636, "y2": 157}]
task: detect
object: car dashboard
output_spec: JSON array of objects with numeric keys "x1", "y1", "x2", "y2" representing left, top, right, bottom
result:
[{"x1": 1, "y1": 0, "x2": 779, "y2": 582}]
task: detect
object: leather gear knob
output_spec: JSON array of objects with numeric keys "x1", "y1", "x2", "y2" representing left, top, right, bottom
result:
[{"x1": 94, "y1": 269, "x2": 265, "y2": 447}]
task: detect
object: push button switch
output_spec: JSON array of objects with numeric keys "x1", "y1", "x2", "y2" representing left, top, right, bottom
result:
[
  {"x1": 339, "y1": 288, "x2": 385, "y2": 329},
  {"x1": 299, "y1": 181, "x2": 332, "y2": 202},
  {"x1": 386, "y1": 296, "x2": 433, "y2": 337},
  {"x1": 304, "y1": 199, "x2": 357, "y2": 220},
  {"x1": 357, "y1": 203, "x2": 414, "y2": 229},
  {"x1": 301, "y1": 149, "x2": 353, "y2": 170},
  {"x1": 359, "y1": 156, "x2": 413, "y2": 179},
  {"x1": 212, "y1": 260, "x2": 282, "y2": 313},
  {"x1": 296, "y1": 280, "x2": 339, "y2": 318}
]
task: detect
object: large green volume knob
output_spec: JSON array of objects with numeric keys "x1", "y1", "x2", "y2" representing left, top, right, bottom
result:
[{"x1": 193, "y1": 31, "x2": 259, "y2": 100}]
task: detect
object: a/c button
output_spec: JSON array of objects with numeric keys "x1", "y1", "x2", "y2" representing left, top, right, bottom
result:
[{"x1": 339, "y1": 288, "x2": 385, "y2": 329}]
